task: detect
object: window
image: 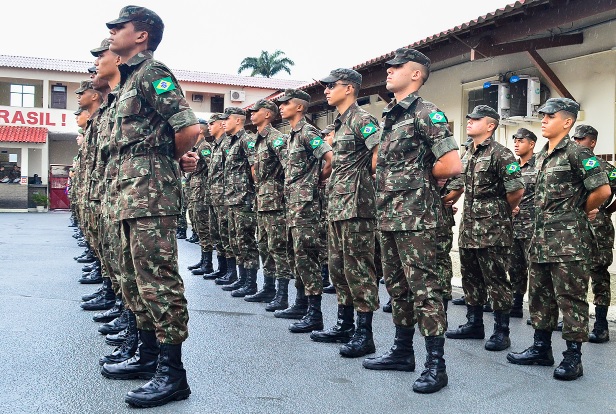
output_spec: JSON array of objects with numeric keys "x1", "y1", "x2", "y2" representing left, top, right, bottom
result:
[
  {"x1": 10, "y1": 84, "x2": 35, "y2": 107},
  {"x1": 211, "y1": 95, "x2": 224, "y2": 113},
  {"x1": 51, "y1": 84, "x2": 67, "y2": 109}
]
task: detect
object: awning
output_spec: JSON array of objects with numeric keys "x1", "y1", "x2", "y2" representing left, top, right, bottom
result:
[{"x1": 0, "y1": 125, "x2": 47, "y2": 143}]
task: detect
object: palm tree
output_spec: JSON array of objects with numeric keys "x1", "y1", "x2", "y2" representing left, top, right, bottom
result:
[{"x1": 237, "y1": 50, "x2": 295, "y2": 78}]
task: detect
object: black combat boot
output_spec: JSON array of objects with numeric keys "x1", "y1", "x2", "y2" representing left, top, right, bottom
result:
[
  {"x1": 485, "y1": 311, "x2": 511, "y2": 351},
  {"x1": 76, "y1": 250, "x2": 96, "y2": 263},
  {"x1": 553, "y1": 341, "x2": 583, "y2": 381},
  {"x1": 510, "y1": 293, "x2": 524, "y2": 318},
  {"x1": 413, "y1": 336, "x2": 448, "y2": 394},
  {"x1": 506, "y1": 329, "x2": 554, "y2": 366},
  {"x1": 265, "y1": 278, "x2": 290, "y2": 311},
  {"x1": 204, "y1": 255, "x2": 228, "y2": 280},
  {"x1": 124, "y1": 343, "x2": 191, "y2": 408},
  {"x1": 187, "y1": 251, "x2": 204, "y2": 270},
  {"x1": 214, "y1": 258, "x2": 237, "y2": 285},
  {"x1": 274, "y1": 285, "x2": 307, "y2": 319},
  {"x1": 176, "y1": 227, "x2": 187, "y2": 240},
  {"x1": 340, "y1": 311, "x2": 376, "y2": 358},
  {"x1": 589, "y1": 305, "x2": 610, "y2": 343},
  {"x1": 81, "y1": 279, "x2": 115, "y2": 310},
  {"x1": 363, "y1": 325, "x2": 415, "y2": 371},
  {"x1": 78, "y1": 267, "x2": 103, "y2": 284},
  {"x1": 192, "y1": 251, "x2": 214, "y2": 275},
  {"x1": 244, "y1": 276, "x2": 276, "y2": 302},
  {"x1": 310, "y1": 305, "x2": 355, "y2": 343},
  {"x1": 451, "y1": 295, "x2": 466, "y2": 305},
  {"x1": 98, "y1": 308, "x2": 129, "y2": 335},
  {"x1": 445, "y1": 305, "x2": 485, "y2": 339},
  {"x1": 99, "y1": 310, "x2": 137, "y2": 366},
  {"x1": 222, "y1": 264, "x2": 246, "y2": 291},
  {"x1": 382, "y1": 298, "x2": 392, "y2": 313},
  {"x1": 289, "y1": 294, "x2": 324, "y2": 333},
  {"x1": 483, "y1": 302, "x2": 493, "y2": 312},
  {"x1": 101, "y1": 329, "x2": 159, "y2": 380},
  {"x1": 82, "y1": 284, "x2": 106, "y2": 302},
  {"x1": 92, "y1": 298, "x2": 123, "y2": 323},
  {"x1": 186, "y1": 231, "x2": 198, "y2": 243},
  {"x1": 82, "y1": 260, "x2": 100, "y2": 273},
  {"x1": 231, "y1": 267, "x2": 258, "y2": 297},
  {"x1": 106, "y1": 327, "x2": 129, "y2": 346}
]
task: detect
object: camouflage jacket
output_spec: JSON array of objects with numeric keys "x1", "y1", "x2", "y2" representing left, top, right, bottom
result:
[
  {"x1": 512, "y1": 154, "x2": 537, "y2": 239},
  {"x1": 93, "y1": 89, "x2": 118, "y2": 205},
  {"x1": 441, "y1": 174, "x2": 464, "y2": 228},
  {"x1": 191, "y1": 138, "x2": 212, "y2": 211},
  {"x1": 111, "y1": 51, "x2": 198, "y2": 220},
  {"x1": 76, "y1": 142, "x2": 87, "y2": 206},
  {"x1": 208, "y1": 133, "x2": 228, "y2": 207},
  {"x1": 530, "y1": 135, "x2": 609, "y2": 263},
  {"x1": 591, "y1": 156, "x2": 616, "y2": 249},
  {"x1": 224, "y1": 129, "x2": 256, "y2": 207},
  {"x1": 459, "y1": 136, "x2": 524, "y2": 248},
  {"x1": 83, "y1": 107, "x2": 102, "y2": 202},
  {"x1": 375, "y1": 93, "x2": 458, "y2": 231},
  {"x1": 250, "y1": 124, "x2": 286, "y2": 212},
  {"x1": 328, "y1": 102, "x2": 380, "y2": 221},
  {"x1": 285, "y1": 117, "x2": 332, "y2": 227}
]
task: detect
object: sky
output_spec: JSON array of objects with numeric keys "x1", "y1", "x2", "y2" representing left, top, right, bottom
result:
[{"x1": 2, "y1": 0, "x2": 514, "y2": 82}]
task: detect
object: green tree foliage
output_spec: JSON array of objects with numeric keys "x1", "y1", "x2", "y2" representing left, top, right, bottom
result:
[{"x1": 238, "y1": 50, "x2": 295, "y2": 78}]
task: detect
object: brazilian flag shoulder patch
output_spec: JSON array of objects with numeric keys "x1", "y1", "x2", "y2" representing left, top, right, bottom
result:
[
  {"x1": 361, "y1": 123, "x2": 378, "y2": 139},
  {"x1": 429, "y1": 111, "x2": 447, "y2": 124},
  {"x1": 224, "y1": 148, "x2": 230, "y2": 154},
  {"x1": 309, "y1": 136, "x2": 323, "y2": 149},
  {"x1": 152, "y1": 77, "x2": 176, "y2": 95},
  {"x1": 247, "y1": 141, "x2": 255, "y2": 149},
  {"x1": 201, "y1": 149, "x2": 211, "y2": 157},
  {"x1": 272, "y1": 137, "x2": 284, "y2": 148},
  {"x1": 609, "y1": 168, "x2": 616, "y2": 181},
  {"x1": 506, "y1": 162, "x2": 521, "y2": 175},
  {"x1": 582, "y1": 156, "x2": 599, "y2": 171}
]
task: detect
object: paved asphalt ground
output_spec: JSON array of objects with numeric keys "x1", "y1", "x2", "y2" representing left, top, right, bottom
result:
[{"x1": 1, "y1": 211, "x2": 614, "y2": 414}]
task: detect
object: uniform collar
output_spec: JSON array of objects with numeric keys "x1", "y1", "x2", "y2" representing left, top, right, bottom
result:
[{"x1": 382, "y1": 92, "x2": 420, "y2": 118}]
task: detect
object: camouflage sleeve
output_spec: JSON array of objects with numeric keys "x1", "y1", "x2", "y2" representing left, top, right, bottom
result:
[
  {"x1": 140, "y1": 62, "x2": 198, "y2": 131},
  {"x1": 574, "y1": 146, "x2": 609, "y2": 190},
  {"x1": 497, "y1": 147, "x2": 525, "y2": 193},
  {"x1": 271, "y1": 134, "x2": 287, "y2": 164},
  {"x1": 352, "y1": 113, "x2": 381, "y2": 151},
  {"x1": 303, "y1": 127, "x2": 332, "y2": 159},
  {"x1": 416, "y1": 102, "x2": 458, "y2": 160},
  {"x1": 446, "y1": 174, "x2": 464, "y2": 191},
  {"x1": 244, "y1": 133, "x2": 256, "y2": 165},
  {"x1": 604, "y1": 161, "x2": 616, "y2": 192}
]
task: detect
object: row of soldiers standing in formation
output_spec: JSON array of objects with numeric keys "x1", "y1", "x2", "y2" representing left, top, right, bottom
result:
[{"x1": 67, "y1": 5, "x2": 612, "y2": 407}]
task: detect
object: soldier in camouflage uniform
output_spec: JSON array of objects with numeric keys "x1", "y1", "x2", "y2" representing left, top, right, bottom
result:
[
  {"x1": 206, "y1": 114, "x2": 235, "y2": 284},
  {"x1": 274, "y1": 89, "x2": 333, "y2": 333},
  {"x1": 320, "y1": 124, "x2": 335, "y2": 294},
  {"x1": 189, "y1": 120, "x2": 215, "y2": 276},
  {"x1": 219, "y1": 107, "x2": 260, "y2": 297},
  {"x1": 571, "y1": 124, "x2": 615, "y2": 343},
  {"x1": 507, "y1": 98, "x2": 611, "y2": 381},
  {"x1": 100, "y1": 6, "x2": 199, "y2": 407},
  {"x1": 509, "y1": 128, "x2": 538, "y2": 318},
  {"x1": 362, "y1": 49, "x2": 461, "y2": 394},
  {"x1": 176, "y1": 175, "x2": 188, "y2": 239},
  {"x1": 245, "y1": 99, "x2": 292, "y2": 309},
  {"x1": 309, "y1": 69, "x2": 380, "y2": 359},
  {"x1": 185, "y1": 173, "x2": 199, "y2": 243},
  {"x1": 446, "y1": 105, "x2": 524, "y2": 353}
]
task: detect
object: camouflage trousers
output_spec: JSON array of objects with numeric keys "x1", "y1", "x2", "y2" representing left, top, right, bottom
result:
[
  {"x1": 228, "y1": 204, "x2": 259, "y2": 269},
  {"x1": 375, "y1": 231, "x2": 383, "y2": 280},
  {"x1": 509, "y1": 237, "x2": 531, "y2": 296},
  {"x1": 99, "y1": 207, "x2": 122, "y2": 296},
  {"x1": 194, "y1": 208, "x2": 212, "y2": 252},
  {"x1": 380, "y1": 229, "x2": 446, "y2": 337},
  {"x1": 178, "y1": 188, "x2": 188, "y2": 230},
  {"x1": 257, "y1": 210, "x2": 292, "y2": 279},
  {"x1": 590, "y1": 232, "x2": 613, "y2": 306},
  {"x1": 328, "y1": 218, "x2": 379, "y2": 312},
  {"x1": 288, "y1": 225, "x2": 322, "y2": 296},
  {"x1": 188, "y1": 205, "x2": 196, "y2": 234},
  {"x1": 460, "y1": 246, "x2": 512, "y2": 312},
  {"x1": 318, "y1": 216, "x2": 328, "y2": 266},
  {"x1": 84, "y1": 202, "x2": 102, "y2": 262},
  {"x1": 212, "y1": 205, "x2": 231, "y2": 258},
  {"x1": 435, "y1": 226, "x2": 454, "y2": 301},
  {"x1": 119, "y1": 215, "x2": 189, "y2": 344},
  {"x1": 528, "y1": 260, "x2": 590, "y2": 342}
]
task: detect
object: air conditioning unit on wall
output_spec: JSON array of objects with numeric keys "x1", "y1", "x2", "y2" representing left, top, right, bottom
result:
[{"x1": 230, "y1": 90, "x2": 245, "y2": 102}]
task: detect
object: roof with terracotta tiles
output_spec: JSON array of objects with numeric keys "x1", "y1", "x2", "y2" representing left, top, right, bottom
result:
[
  {"x1": 0, "y1": 55, "x2": 307, "y2": 89},
  {"x1": 0, "y1": 125, "x2": 47, "y2": 143}
]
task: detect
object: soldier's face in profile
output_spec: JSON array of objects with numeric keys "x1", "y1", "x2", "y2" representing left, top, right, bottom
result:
[
  {"x1": 540, "y1": 112, "x2": 569, "y2": 139},
  {"x1": 514, "y1": 137, "x2": 534, "y2": 157}
]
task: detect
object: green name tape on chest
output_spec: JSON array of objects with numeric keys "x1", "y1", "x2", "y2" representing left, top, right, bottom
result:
[
  {"x1": 309, "y1": 137, "x2": 323, "y2": 149},
  {"x1": 582, "y1": 156, "x2": 599, "y2": 170},
  {"x1": 429, "y1": 111, "x2": 447, "y2": 124},
  {"x1": 506, "y1": 162, "x2": 520, "y2": 174},
  {"x1": 361, "y1": 123, "x2": 378, "y2": 138},
  {"x1": 152, "y1": 77, "x2": 176, "y2": 95}
]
